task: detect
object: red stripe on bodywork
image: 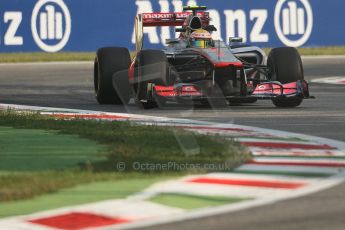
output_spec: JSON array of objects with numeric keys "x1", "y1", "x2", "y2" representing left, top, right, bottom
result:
[
  {"x1": 156, "y1": 91, "x2": 178, "y2": 97},
  {"x1": 241, "y1": 142, "x2": 335, "y2": 150},
  {"x1": 248, "y1": 161, "x2": 345, "y2": 168},
  {"x1": 214, "y1": 62, "x2": 243, "y2": 68},
  {"x1": 29, "y1": 212, "x2": 131, "y2": 230},
  {"x1": 154, "y1": 85, "x2": 202, "y2": 97},
  {"x1": 252, "y1": 82, "x2": 298, "y2": 95},
  {"x1": 154, "y1": 86, "x2": 177, "y2": 97},
  {"x1": 154, "y1": 86, "x2": 175, "y2": 91},
  {"x1": 188, "y1": 177, "x2": 305, "y2": 189},
  {"x1": 128, "y1": 60, "x2": 135, "y2": 82},
  {"x1": 51, "y1": 114, "x2": 129, "y2": 120}
]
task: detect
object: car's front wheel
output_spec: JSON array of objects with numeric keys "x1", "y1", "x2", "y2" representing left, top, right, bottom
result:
[
  {"x1": 94, "y1": 47, "x2": 131, "y2": 104},
  {"x1": 268, "y1": 47, "x2": 304, "y2": 108}
]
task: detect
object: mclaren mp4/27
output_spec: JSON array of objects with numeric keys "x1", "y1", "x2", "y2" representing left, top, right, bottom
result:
[{"x1": 94, "y1": 6, "x2": 313, "y2": 109}]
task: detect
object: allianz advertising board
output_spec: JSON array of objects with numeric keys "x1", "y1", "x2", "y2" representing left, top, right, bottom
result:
[{"x1": 0, "y1": 0, "x2": 344, "y2": 52}]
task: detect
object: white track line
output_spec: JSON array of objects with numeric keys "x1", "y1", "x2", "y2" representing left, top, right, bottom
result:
[{"x1": 105, "y1": 173, "x2": 345, "y2": 230}]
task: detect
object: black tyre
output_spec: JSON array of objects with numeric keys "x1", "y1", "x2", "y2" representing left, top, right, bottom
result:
[
  {"x1": 268, "y1": 47, "x2": 304, "y2": 108},
  {"x1": 272, "y1": 97, "x2": 303, "y2": 108},
  {"x1": 135, "y1": 50, "x2": 171, "y2": 109},
  {"x1": 94, "y1": 47, "x2": 131, "y2": 104}
]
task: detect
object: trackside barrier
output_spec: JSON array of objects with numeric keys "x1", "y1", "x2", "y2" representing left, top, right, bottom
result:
[{"x1": 0, "y1": 0, "x2": 344, "y2": 52}]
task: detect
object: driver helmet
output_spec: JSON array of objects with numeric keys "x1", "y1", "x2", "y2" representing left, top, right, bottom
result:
[{"x1": 189, "y1": 29, "x2": 212, "y2": 48}]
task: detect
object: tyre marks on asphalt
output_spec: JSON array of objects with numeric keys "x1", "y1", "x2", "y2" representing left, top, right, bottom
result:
[{"x1": 311, "y1": 76, "x2": 345, "y2": 85}]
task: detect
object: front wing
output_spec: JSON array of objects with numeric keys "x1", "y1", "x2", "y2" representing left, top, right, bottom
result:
[{"x1": 153, "y1": 80, "x2": 313, "y2": 101}]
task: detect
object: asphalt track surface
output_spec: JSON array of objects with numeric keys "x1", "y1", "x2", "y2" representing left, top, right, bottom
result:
[{"x1": 0, "y1": 57, "x2": 345, "y2": 229}]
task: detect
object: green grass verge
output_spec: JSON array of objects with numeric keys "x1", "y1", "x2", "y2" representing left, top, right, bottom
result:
[
  {"x1": 0, "y1": 176, "x2": 170, "y2": 218},
  {"x1": 149, "y1": 193, "x2": 248, "y2": 210},
  {"x1": 0, "y1": 52, "x2": 95, "y2": 63},
  {"x1": 263, "y1": 46, "x2": 345, "y2": 56},
  {"x1": 0, "y1": 47, "x2": 345, "y2": 63},
  {"x1": 0, "y1": 110, "x2": 249, "y2": 204},
  {"x1": 0, "y1": 127, "x2": 105, "y2": 171}
]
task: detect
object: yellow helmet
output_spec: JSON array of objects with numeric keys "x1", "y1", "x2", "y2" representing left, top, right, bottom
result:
[{"x1": 189, "y1": 29, "x2": 212, "y2": 48}]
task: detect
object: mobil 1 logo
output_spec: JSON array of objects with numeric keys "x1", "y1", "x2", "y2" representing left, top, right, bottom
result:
[
  {"x1": 275, "y1": 0, "x2": 313, "y2": 47},
  {"x1": 31, "y1": 0, "x2": 71, "y2": 52}
]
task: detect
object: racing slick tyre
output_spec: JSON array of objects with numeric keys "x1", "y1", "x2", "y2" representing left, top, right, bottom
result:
[
  {"x1": 268, "y1": 47, "x2": 304, "y2": 108},
  {"x1": 272, "y1": 97, "x2": 303, "y2": 108},
  {"x1": 134, "y1": 49, "x2": 172, "y2": 109},
  {"x1": 94, "y1": 47, "x2": 131, "y2": 104}
]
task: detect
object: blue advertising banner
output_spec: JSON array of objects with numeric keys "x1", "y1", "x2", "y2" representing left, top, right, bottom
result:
[{"x1": 0, "y1": 0, "x2": 344, "y2": 52}]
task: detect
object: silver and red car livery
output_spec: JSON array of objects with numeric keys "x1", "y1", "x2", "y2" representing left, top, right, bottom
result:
[{"x1": 94, "y1": 6, "x2": 313, "y2": 108}]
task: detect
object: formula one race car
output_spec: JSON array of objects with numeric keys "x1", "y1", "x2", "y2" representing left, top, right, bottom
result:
[{"x1": 94, "y1": 6, "x2": 312, "y2": 109}]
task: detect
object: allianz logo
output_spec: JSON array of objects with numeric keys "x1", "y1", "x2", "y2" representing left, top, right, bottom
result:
[
  {"x1": 38, "y1": 5, "x2": 64, "y2": 40},
  {"x1": 281, "y1": 1, "x2": 306, "y2": 35},
  {"x1": 132, "y1": 0, "x2": 313, "y2": 47},
  {"x1": 275, "y1": 0, "x2": 313, "y2": 47},
  {"x1": 0, "y1": 0, "x2": 71, "y2": 52},
  {"x1": 31, "y1": 0, "x2": 71, "y2": 52}
]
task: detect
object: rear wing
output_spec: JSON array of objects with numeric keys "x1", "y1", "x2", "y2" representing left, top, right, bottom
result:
[
  {"x1": 134, "y1": 12, "x2": 210, "y2": 52},
  {"x1": 141, "y1": 12, "x2": 210, "y2": 27}
]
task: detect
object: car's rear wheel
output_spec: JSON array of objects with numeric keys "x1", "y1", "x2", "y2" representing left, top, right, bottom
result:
[
  {"x1": 268, "y1": 47, "x2": 304, "y2": 108},
  {"x1": 134, "y1": 49, "x2": 172, "y2": 109},
  {"x1": 94, "y1": 47, "x2": 131, "y2": 104}
]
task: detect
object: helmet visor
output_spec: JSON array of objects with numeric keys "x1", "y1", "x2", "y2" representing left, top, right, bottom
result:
[{"x1": 191, "y1": 39, "x2": 209, "y2": 48}]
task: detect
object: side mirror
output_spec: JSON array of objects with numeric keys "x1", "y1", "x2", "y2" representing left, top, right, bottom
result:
[
  {"x1": 175, "y1": 27, "x2": 187, "y2": 33},
  {"x1": 229, "y1": 37, "x2": 243, "y2": 47},
  {"x1": 203, "y1": 25, "x2": 217, "y2": 32}
]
